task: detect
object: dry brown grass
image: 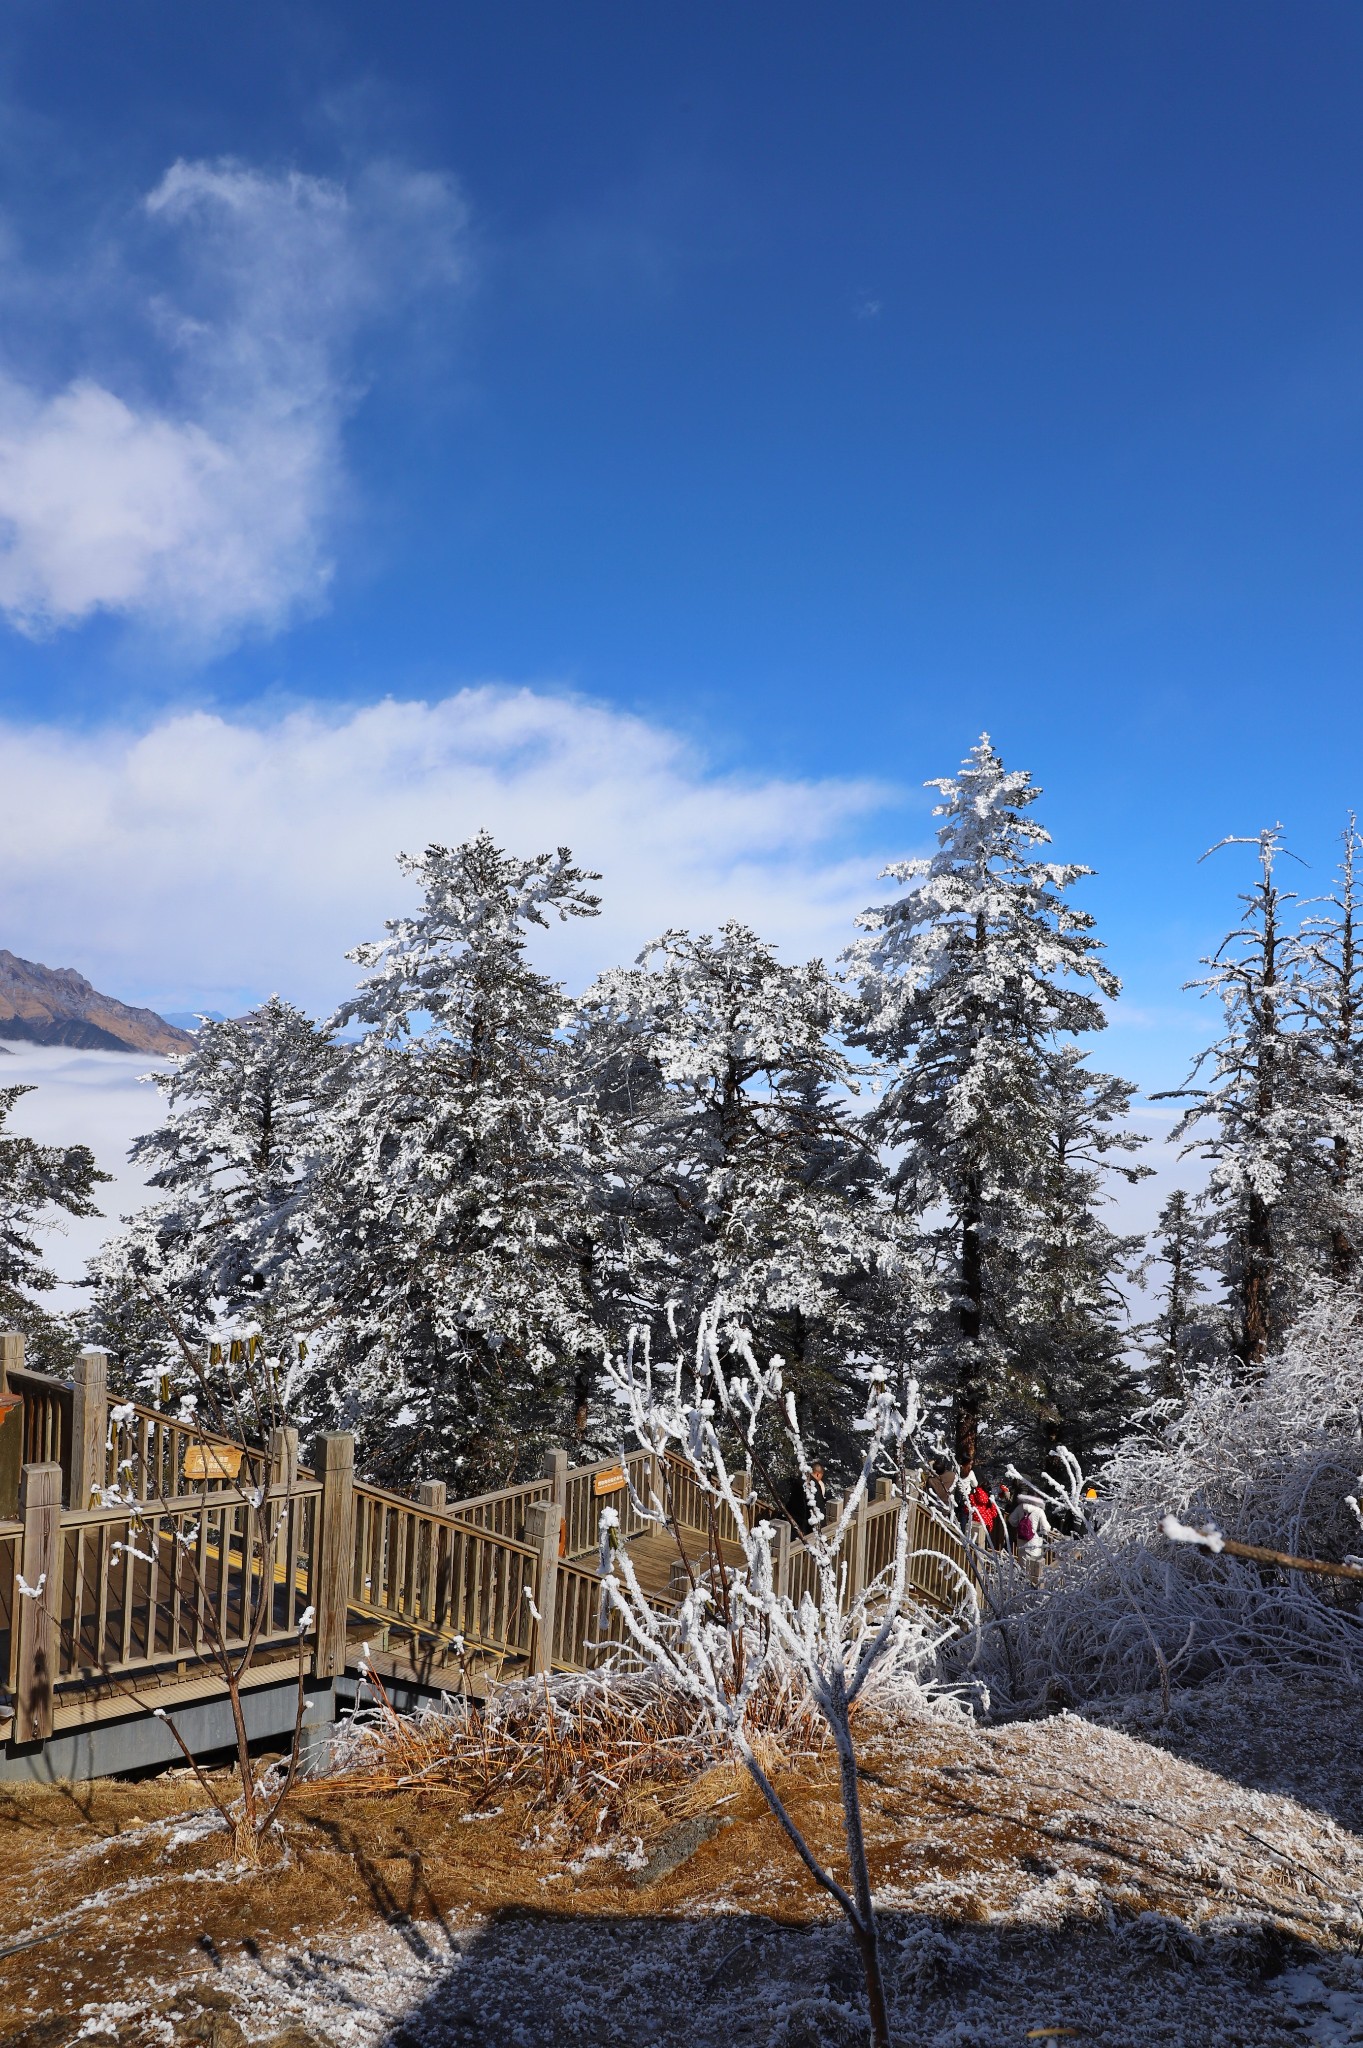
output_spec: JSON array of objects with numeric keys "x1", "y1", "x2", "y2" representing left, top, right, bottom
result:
[
  {"x1": 312, "y1": 1666, "x2": 828, "y2": 1840},
  {"x1": 1, "y1": 1683, "x2": 1361, "y2": 2043}
]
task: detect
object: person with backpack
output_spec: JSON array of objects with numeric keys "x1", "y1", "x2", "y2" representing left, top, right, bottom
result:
[{"x1": 1008, "y1": 1489, "x2": 1053, "y2": 1585}]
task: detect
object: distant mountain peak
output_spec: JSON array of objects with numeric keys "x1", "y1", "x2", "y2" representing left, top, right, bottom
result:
[{"x1": 0, "y1": 950, "x2": 193, "y2": 1056}]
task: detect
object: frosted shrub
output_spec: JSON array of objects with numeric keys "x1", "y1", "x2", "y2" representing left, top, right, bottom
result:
[
  {"x1": 598, "y1": 1312, "x2": 968, "y2": 2048},
  {"x1": 957, "y1": 1293, "x2": 1363, "y2": 1709}
]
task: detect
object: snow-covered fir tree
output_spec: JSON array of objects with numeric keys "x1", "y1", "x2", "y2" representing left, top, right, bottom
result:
[
  {"x1": 313, "y1": 833, "x2": 602, "y2": 1489},
  {"x1": 1164, "y1": 828, "x2": 1312, "y2": 1367},
  {"x1": 1014, "y1": 1046, "x2": 1149, "y2": 1465},
  {"x1": 1136, "y1": 1188, "x2": 1220, "y2": 1403},
  {"x1": 0, "y1": 1082, "x2": 108, "y2": 1372},
  {"x1": 844, "y1": 736, "x2": 1139, "y2": 1470},
  {"x1": 573, "y1": 921, "x2": 903, "y2": 1465},
  {"x1": 86, "y1": 997, "x2": 342, "y2": 1416},
  {"x1": 1297, "y1": 815, "x2": 1363, "y2": 1284}
]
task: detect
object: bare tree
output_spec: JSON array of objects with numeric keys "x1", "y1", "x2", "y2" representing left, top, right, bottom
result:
[{"x1": 597, "y1": 1314, "x2": 973, "y2": 2048}]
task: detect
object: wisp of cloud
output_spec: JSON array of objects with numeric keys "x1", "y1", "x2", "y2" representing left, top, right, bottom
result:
[{"x1": 0, "y1": 156, "x2": 466, "y2": 649}]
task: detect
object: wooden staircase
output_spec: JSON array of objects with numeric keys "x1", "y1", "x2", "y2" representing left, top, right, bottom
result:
[{"x1": 0, "y1": 1333, "x2": 977, "y2": 1776}]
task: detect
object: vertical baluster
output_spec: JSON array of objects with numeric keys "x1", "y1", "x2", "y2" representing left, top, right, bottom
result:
[
  {"x1": 168, "y1": 1505, "x2": 185, "y2": 1654},
  {"x1": 215, "y1": 1504, "x2": 232, "y2": 1649},
  {"x1": 351, "y1": 1491, "x2": 366, "y2": 1602},
  {"x1": 94, "y1": 1523, "x2": 111, "y2": 1669},
  {"x1": 145, "y1": 1507, "x2": 163, "y2": 1656},
  {"x1": 240, "y1": 1496, "x2": 257, "y2": 1649},
  {"x1": 118, "y1": 1510, "x2": 135, "y2": 1667},
  {"x1": 369, "y1": 1500, "x2": 385, "y2": 1617},
  {"x1": 70, "y1": 1521, "x2": 88, "y2": 1669},
  {"x1": 402, "y1": 1509, "x2": 416, "y2": 1623},
  {"x1": 280, "y1": 1491, "x2": 296, "y2": 1634},
  {"x1": 193, "y1": 1501, "x2": 210, "y2": 1657}
]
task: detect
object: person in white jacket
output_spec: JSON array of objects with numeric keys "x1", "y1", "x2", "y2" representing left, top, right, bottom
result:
[{"x1": 1008, "y1": 1491, "x2": 1052, "y2": 1586}]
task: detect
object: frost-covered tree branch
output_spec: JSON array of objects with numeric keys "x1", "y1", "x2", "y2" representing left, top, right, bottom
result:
[{"x1": 598, "y1": 1311, "x2": 964, "y2": 2048}]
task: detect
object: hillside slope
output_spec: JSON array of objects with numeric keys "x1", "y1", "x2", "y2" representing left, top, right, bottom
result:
[
  {"x1": 0, "y1": 948, "x2": 193, "y2": 1055},
  {"x1": 1, "y1": 1690, "x2": 1358, "y2": 2047}
]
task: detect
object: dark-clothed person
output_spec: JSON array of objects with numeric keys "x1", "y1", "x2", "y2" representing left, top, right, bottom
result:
[{"x1": 784, "y1": 1460, "x2": 827, "y2": 1535}]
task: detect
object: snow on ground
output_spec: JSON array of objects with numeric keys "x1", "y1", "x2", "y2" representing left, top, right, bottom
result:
[
  {"x1": 4, "y1": 1685, "x2": 1362, "y2": 2048},
  {"x1": 1092, "y1": 1668, "x2": 1363, "y2": 1835},
  {"x1": 66, "y1": 1907, "x2": 1363, "y2": 2048}
]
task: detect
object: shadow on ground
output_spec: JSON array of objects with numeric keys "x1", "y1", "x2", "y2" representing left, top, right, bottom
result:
[
  {"x1": 1086, "y1": 1669, "x2": 1363, "y2": 1837},
  {"x1": 343, "y1": 1903, "x2": 1318, "y2": 2048}
]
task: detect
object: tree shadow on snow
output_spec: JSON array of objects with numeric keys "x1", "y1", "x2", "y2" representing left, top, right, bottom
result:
[{"x1": 369, "y1": 1902, "x2": 1320, "y2": 2048}]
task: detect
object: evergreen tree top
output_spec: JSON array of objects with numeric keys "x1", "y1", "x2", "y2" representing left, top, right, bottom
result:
[
  {"x1": 335, "y1": 831, "x2": 601, "y2": 1045},
  {"x1": 582, "y1": 921, "x2": 856, "y2": 1095},
  {"x1": 847, "y1": 734, "x2": 1118, "y2": 1050}
]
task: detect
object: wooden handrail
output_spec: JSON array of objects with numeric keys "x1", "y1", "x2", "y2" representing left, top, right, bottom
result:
[{"x1": 61, "y1": 1477, "x2": 323, "y2": 1528}]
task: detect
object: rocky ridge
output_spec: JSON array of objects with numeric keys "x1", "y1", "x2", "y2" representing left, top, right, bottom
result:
[{"x1": 0, "y1": 948, "x2": 193, "y2": 1056}]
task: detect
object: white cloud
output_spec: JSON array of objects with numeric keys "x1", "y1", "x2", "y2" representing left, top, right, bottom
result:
[
  {"x1": 0, "y1": 157, "x2": 465, "y2": 646},
  {"x1": 0, "y1": 685, "x2": 903, "y2": 1019},
  {"x1": 0, "y1": 1045, "x2": 171, "y2": 1297}
]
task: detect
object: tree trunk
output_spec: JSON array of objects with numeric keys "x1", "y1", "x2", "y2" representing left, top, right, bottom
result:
[
  {"x1": 1241, "y1": 1189, "x2": 1272, "y2": 1368},
  {"x1": 834, "y1": 1728, "x2": 891, "y2": 2048},
  {"x1": 955, "y1": 1202, "x2": 982, "y2": 1470},
  {"x1": 1332, "y1": 1137, "x2": 1356, "y2": 1282}
]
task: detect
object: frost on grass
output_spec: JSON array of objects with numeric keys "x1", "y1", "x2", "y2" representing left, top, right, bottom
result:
[
  {"x1": 34, "y1": 1706, "x2": 1363, "y2": 2048},
  {"x1": 953, "y1": 1293, "x2": 1363, "y2": 1714}
]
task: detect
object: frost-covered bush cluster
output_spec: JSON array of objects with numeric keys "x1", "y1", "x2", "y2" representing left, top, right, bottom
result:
[
  {"x1": 597, "y1": 1314, "x2": 967, "y2": 2048},
  {"x1": 958, "y1": 1293, "x2": 1363, "y2": 1708}
]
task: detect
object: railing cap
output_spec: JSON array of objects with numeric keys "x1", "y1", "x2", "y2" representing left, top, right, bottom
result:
[{"x1": 19, "y1": 1461, "x2": 63, "y2": 1509}]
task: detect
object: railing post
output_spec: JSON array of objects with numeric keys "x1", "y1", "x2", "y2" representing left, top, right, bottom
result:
[
  {"x1": 269, "y1": 1425, "x2": 301, "y2": 1585},
  {"x1": 0, "y1": 1331, "x2": 23, "y2": 1395},
  {"x1": 315, "y1": 1433, "x2": 356, "y2": 1680},
  {"x1": 416, "y1": 1481, "x2": 447, "y2": 1630},
  {"x1": 270, "y1": 1425, "x2": 300, "y2": 1493},
  {"x1": 540, "y1": 1447, "x2": 568, "y2": 1518},
  {"x1": 70, "y1": 1349, "x2": 109, "y2": 1508},
  {"x1": 525, "y1": 1499, "x2": 563, "y2": 1676},
  {"x1": 772, "y1": 1516, "x2": 791, "y2": 1601},
  {"x1": 15, "y1": 1461, "x2": 61, "y2": 1743}
]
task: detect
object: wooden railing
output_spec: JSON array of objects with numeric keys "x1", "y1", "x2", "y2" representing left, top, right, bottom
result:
[
  {"x1": 904, "y1": 1489, "x2": 978, "y2": 1610},
  {"x1": 766, "y1": 1485, "x2": 977, "y2": 1617},
  {"x1": 552, "y1": 1557, "x2": 610, "y2": 1670},
  {"x1": 653, "y1": 1452, "x2": 746, "y2": 1551},
  {"x1": 56, "y1": 1481, "x2": 319, "y2": 1683},
  {"x1": 563, "y1": 1448, "x2": 657, "y2": 1557},
  {"x1": 9, "y1": 1368, "x2": 72, "y2": 1499},
  {"x1": 351, "y1": 1479, "x2": 537, "y2": 1666},
  {"x1": 448, "y1": 1476, "x2": 554, "y2": 1545},
  {"x1": 551, "y1": 1556, "x2": 679, "y2": 1673},
  {"x1": 0, "y1": 1327, "x2": 981, "y2": 1762},
  {"x1": 106, "y1": 1402, "x2": 267, "y2": 1505}
]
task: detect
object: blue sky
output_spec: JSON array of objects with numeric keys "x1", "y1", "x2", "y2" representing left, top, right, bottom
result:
[{"x1": 2, "y1": 1, "x2": 1363, "y2": 1127}]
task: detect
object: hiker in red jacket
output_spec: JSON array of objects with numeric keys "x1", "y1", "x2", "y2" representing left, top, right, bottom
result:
[{"x1": 964, "y1": 1472, "x2": 1005, "y2": 1550}]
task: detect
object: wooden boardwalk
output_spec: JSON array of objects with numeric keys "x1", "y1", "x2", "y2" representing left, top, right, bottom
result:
[{"x1": 0, "y1": 1334, "x2": 976, "y2": 1774}]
